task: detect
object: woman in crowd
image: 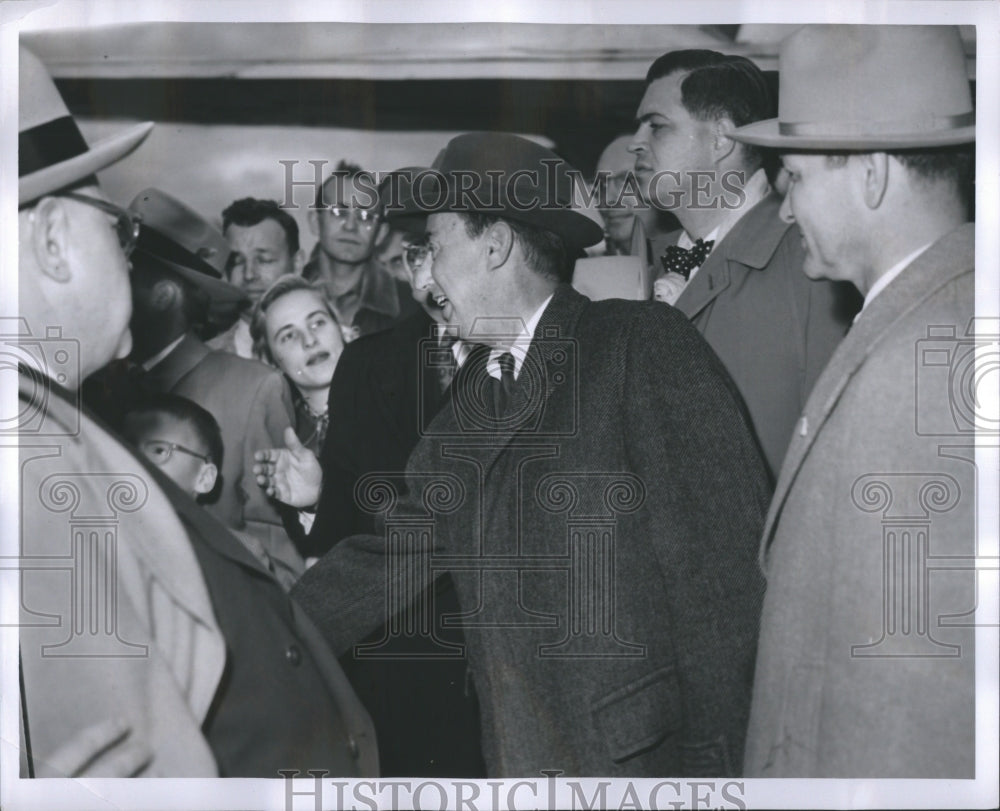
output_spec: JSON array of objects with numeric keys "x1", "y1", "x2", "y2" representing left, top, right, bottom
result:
[{"x1": 250, "y1": 275, "x2": 344, "y2": 455}]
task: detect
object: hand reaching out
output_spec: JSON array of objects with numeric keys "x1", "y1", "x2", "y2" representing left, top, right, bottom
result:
[{"x1": 253, "y1": 426, "x2": 323, "y2": 508}]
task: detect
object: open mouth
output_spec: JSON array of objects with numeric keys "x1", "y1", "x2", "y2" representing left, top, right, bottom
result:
[
  {"x1": 305, "y1": 350, "x2": 331, "y2": 367},
  {"x1": 433, "y1": 293, "x2": 454, "y2": 320}
]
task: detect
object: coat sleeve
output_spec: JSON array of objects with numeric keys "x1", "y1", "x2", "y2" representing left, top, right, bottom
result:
[
  {"x1": 622, "y1": 303, "x2": 771, "y2": 775},
  {"x1": 238, "y1": 369, "x2": 304, "y2": 576}
]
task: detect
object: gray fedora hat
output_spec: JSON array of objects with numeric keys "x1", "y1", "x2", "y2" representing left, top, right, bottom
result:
[
  {"x1": 730, "y1": 25, "x2": 974, "y2": 151},
  {"x1": 19, "y1": 46, "x2": 153, "y2": 205}
]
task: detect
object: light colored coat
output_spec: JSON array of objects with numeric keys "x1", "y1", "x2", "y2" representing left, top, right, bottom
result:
[
  {"x1": 18, "y1": 374, "x2": 224, "y2": 776},
  {"x1": 744, "y1": 224, "x2": 977, "y2": 777}
]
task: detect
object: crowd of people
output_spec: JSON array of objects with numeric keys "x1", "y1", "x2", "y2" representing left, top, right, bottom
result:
[{"x1": 15, "y1": 23, "x2": 976, "y2": 782}]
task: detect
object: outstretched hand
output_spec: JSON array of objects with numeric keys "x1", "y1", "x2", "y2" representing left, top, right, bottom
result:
[{"x1": 253, "y1": 426, "x2": 323, "y2": 508}]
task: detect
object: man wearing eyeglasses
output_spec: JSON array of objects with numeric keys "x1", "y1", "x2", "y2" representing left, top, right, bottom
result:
[
  {"x1": 304, "y1": 159, "x2": 420, "y2": 342},
  {"x1": 14, "y1": 46, "x2": 376, "y2": 780}
]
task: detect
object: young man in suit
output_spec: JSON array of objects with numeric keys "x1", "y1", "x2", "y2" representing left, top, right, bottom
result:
[
  {"x1": 14, "y1": 46, "x2": 376, "y2": 779},
  {"x1": 730, "y1": 24, "x2": 977, "y2": 778},
  {"x1": 258, "y1": 133, "x2": 772, "y2": 777},
  {"x1": 631, "y1": 49, "x2": 860, "y2": 479}
]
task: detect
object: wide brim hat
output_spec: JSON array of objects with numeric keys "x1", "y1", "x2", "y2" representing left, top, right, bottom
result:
[
  {"x1": 129, "y1": 188, "x2": 246, "y2": 309},
  {"x1": 389, "y1": 133, "x2": 604, "y2": 252},
  {"x1": 19, "y1": 46, "x2": 153, "y2": 205},
  {"x1": 730, "y1": 25, "x2": 975, "y2": 150}
]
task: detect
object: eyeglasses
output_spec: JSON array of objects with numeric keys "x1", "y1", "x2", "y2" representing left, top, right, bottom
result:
[
  {"x1": 140, "y1": 439, "x2": 211, "y2": 465},
  {"x1": 61, "y1": 192, "x2": 142, "y2": 257},
  {"x1": 403, "y1": 236, "x2": 433, "y2": 275},
  {"x1": 324, "y1": 206, "x2": 381, "y2": 228}
]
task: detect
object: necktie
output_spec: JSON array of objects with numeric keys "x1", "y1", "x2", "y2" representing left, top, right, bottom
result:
[
  {"x1": 660, "y1": 238, "x2": 715, "y2": 281},
  {"x1": 490, "y1": 352, "x2": 516, "y2": 420}
]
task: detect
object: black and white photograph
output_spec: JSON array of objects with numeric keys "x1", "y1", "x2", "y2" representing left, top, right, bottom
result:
[{"x1": 1, "y1": 1, "x2": 997, "y2": 809}]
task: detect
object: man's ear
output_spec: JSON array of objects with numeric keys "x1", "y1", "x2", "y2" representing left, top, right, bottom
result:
[
  {"x1": 484, "y1": 220, "x2": 515, "y2": 270},
  {"x1": 150, "y1": 278, "x2": 182, "y2": 312},
  {"x1": 292, "y1": 248, "x2": 306, "y2": 275},
  {"x1": 28, "y1": 197, "x2": 73, "y2": 283},
  {"x1": 712, "y1": 118, "x2": 738, "y2": 164},
  {"x1": 859, "y1": 152, "x2": 889, "y2": 210},
  {"x1": 193, "y1": 462, "x2": 218, "y2": 497}
]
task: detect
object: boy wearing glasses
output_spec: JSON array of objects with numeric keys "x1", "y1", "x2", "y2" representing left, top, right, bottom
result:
[{"x1": 123, "y1": 394, "x2": 222, "y2": 500}]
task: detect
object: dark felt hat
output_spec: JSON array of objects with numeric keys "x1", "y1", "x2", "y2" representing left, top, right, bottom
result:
[{"x1": 386, "y1": 133, "x2": 604, "y2": 252}]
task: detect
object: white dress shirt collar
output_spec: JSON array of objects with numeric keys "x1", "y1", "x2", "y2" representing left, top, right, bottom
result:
[{"x1": 486, "y1": 293, "x2": 554, "y2": 380}]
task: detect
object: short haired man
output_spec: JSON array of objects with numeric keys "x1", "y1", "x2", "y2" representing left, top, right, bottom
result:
[
  {"x1": 128, "y1": 188, "x2": 306, "y2": 587},
  {"x1": 14, "y1": 47, "x2": 375, "y2": 778},
  {"x1": 208, "y1": 197, "x2": 305, "y2": 357},
  {"x1": 631, "y1": 49, "x2": 860, "y2": 479},
  {"x1": 304, "y1": 159, "x2": 420, "y2": 342},
  {"x1": 729, "y1": 25, "x2": 976, "y2": 777},
  {"x1": 593, "y1": 133, "x2": 677, "y2": 256},
  {"x1": 259, "y1": 133, "x2": 772, "y2": 776}
]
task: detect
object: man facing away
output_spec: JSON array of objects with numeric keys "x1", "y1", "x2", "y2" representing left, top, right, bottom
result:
[
  {"x1": 14, "y1": 47, "x2": 376, "y2": 778},
  {"x1": 729, "y1": 24, "x2": 977, "y2": 778}
]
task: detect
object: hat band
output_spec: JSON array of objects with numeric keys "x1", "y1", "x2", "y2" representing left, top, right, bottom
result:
[
  {"x1": 19, "y1": 116, "x2": 90, "y2": 177},
  {"x1": 779, "y1": 111, "x2": 974, "y2": 137}
]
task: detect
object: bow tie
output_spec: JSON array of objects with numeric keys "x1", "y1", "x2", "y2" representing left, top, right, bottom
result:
[{"x1": 660, "y1": 238, "x2": 715, "y2": 281}]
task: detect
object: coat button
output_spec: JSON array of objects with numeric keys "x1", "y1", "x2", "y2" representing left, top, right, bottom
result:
[
  {"x1": 347, "y1": 735, "x2": 359, "y2": 759},
  {"x1": 285, "y1": 644, "x2": 301, "y2": 666}
]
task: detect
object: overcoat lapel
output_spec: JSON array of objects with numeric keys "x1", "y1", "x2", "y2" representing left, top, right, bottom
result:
[
  {"x1": 760, "y1": 224, "x2": 975, "y2": 563},
  {"x1": 436, "y1": 285, "x2": 587, "y2": 480},
  {"x1": 672, "y1": 194, "x2": 790, "y2": 320}
]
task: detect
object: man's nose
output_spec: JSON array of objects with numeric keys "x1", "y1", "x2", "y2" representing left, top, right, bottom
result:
[
  {"x1": 343, "y1": 209, "x2": 361, "y2": 232},
  {"x1": 778, "y1": 193, "x2": 795, "y2": 224},
  {"x1": 243, "y1": 260, "x2": 260, "y2": 281}
]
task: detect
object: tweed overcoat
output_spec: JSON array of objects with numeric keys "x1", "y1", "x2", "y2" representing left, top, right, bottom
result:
[
  {"x1": 294, "y1": 284, "x2": 771, "y2": 777},
  {"x1": 653, "y1": 194, "x2": 860, "y2": 479},
  {"x1": 743, "y1": 224, "x2": 977, "y2": 777},
  {"x1": 144, "y1": 333, "x2": 305, "y2": 580},
  {"x1": 16, "y1": 374, "x2": 377, "y2": 777}
]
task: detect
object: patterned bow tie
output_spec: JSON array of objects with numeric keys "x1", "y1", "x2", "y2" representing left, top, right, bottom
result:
[{"x1": 660, "y1": 238, "x2": 715, "y2": 281}]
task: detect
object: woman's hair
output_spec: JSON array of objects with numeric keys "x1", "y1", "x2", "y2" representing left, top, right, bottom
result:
[{"x1": 249, "y1": 274, "x2": 338, "y2": 365}]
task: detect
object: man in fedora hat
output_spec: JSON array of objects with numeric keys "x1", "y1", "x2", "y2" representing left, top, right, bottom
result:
[
  {"x1": 630, "y1": 49, "x2": 860, "y2": 480},
  {"x1": 729, "y1": 24, "x2": 976, "y2": 777},
  {"x1": 15, "y1": 47, "x2": 376, "y2": 778},
  {"x1": 259, "y1": 132, "x2": 772, "y2": 776},
  {"x1": 127, "y1": 188, "x2": 307, "y2": 586}
]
